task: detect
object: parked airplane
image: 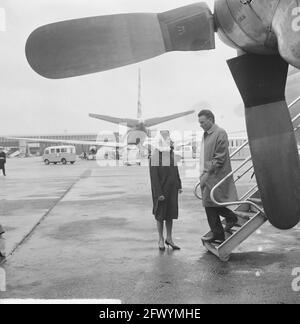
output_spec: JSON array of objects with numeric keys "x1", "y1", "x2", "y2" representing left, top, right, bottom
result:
[
  {"x1": 88, "y1": 69, "x2": 195, "y2": 146},
  {"x1": 8, "y1": 69, "x2": 195, "y2": 151},
  {"x1": 24, "y1": 0, "x2": 300, "y2": 230}
]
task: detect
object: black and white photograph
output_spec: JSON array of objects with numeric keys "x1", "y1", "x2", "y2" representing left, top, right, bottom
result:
[{"x1": 1, "y1": 0, "x2": 300, "y2": 306}]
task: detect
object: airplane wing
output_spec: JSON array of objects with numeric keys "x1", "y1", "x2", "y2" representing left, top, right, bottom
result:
[
  {"x1": 89, "y1": 114, "x2": 139, "y2": 128},
  {"x1": 144, "y1": 110, "x2": 195, "y2": 127},
  {"x1": 5, "y1": 137, "x2": 125, "y2": 148}
]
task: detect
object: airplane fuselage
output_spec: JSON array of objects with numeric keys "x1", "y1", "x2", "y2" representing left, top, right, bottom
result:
[{"x1": 125, "y1": 122, "x2": 148, "y2": 145}]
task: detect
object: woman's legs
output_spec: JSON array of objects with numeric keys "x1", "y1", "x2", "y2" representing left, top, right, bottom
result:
[
  {"x1": 165, "y1": 220, "x2": 180, "y2": 249},
  {"x1": 165, "y1": 220, "x2": 173, "y2": 243},
  {"x1": 156, "y1": 220, "x2": 165, "y2": 247}
]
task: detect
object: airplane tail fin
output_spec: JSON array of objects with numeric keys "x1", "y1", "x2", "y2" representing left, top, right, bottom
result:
[
  {"x1": 89, "y1": 113, "x2": 139, "y2": 128},
  {"x1": 144, "y1": 110, "x2": 195, "y2": 127}
]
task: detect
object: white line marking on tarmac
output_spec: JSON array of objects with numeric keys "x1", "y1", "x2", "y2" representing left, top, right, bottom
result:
[{"x1": 3, "y1": 168, "x2": 91, "y2": 262}]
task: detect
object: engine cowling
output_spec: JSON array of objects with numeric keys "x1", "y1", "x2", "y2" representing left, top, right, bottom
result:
[
  {"x1": 214, "y1": 0, "x2": 278, "y2": 55},
  {"x1": 272, "y1": 0, "x2": 300, "y2": 69}
]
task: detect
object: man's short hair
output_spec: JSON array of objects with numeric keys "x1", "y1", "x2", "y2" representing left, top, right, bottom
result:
[{"x1": 198, "y1": 109, "x2": 215, "y2": 123}]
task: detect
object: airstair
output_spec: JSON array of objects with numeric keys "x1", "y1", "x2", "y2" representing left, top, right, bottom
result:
[{"x1": 194, "y1": 97, "x2": 300, "y2": 261}]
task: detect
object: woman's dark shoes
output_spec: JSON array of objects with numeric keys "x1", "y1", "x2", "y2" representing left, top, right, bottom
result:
[
  {"x1": 165, "y1": 240, "x2": 181, "y2": 250},
  {"x1": 158, "y1": 240, "x2": 165, "y2": 251}
]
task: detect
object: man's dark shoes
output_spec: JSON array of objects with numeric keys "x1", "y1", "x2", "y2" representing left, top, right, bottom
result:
[
  {"x1": 225, "y1": 215, "x2": 239, "y2": 232},
  {"x1": 202, "y1": 232, "x2": 225, "y2": 243}
]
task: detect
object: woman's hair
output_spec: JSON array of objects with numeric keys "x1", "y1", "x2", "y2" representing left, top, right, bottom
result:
[{"x1": 198, "y1": 109, "x2": 215, "y2": 123}]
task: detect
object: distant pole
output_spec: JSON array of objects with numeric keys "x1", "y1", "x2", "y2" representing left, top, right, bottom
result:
[{"x1": 137, "y1": 68, "x2": 142, "y2": 120}]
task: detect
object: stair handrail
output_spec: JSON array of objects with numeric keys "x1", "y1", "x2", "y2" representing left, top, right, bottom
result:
[
  {"x1": 229, "y1": 139, "x2": 249, "y2": 159},
  {"x1": 239, "y1": 183, "x2": 258, "y2": 201},
  {"x1": 194, "y1": 96, "x2": 300, "y2": 201},
  {"x1": 209, "y1": 156, "x2": 264, "y2": 213},
  {"x1": 289, "y1": 96, "x2": 300, "y2": 112},
  {"x1": 292, "y1": 112, "x2": 300, "y2": 126},
  {"x1": 194, "y1": 140, "x2": 253, "y2": 200},
  {"x1": 209, "y1": 97, "x2": 300, "y2": 210}
]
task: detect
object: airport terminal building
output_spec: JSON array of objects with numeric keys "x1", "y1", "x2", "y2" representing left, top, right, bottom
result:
[{"x1": 0, "y1": 132, "x2": 120, "y2": 156}]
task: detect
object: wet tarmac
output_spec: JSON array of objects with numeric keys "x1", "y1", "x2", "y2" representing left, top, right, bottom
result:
[{"x1": 0, "y1": 157, "x2": 300, "y2": 303}]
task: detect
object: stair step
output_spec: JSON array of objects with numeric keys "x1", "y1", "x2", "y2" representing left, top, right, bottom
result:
[
  {"x1": 235, "y1": 210, "x2": 256, "y2": 220},
  {"x1": 235, "y1": 203, "x2": 252, "y2": 212},
  {"x1": 218, "y1": 212, "x2": 266, "y2": 259},
  {"x1": 226, "y1": 228, "x2": 238, "y2": 234},
  {"x1": 202, "y1": 211, "x2": 266, "y2": 261},
  {"x1": 247, "y1": 197, "x2": 263, "y2": 205}
]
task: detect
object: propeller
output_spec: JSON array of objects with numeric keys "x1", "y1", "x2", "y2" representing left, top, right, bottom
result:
[{"x1": 25, "y1": 3, "x2": 215, "y2": 79}]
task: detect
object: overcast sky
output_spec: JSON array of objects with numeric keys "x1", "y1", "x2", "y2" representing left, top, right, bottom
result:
[{"x1": 0, "y1": 0, "x2": 253, "y2": 136}]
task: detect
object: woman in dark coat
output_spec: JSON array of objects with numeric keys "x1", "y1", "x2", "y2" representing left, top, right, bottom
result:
[
  {"x1": 149, "y1": 143, "x2": 182, "y2": 251},
  {"x1": 0, "y1": 148, "x2": 6, "y2": 176}
]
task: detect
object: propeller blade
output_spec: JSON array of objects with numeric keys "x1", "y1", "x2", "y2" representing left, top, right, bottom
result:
[
  {"x1": 228, "y1": 54, "x2": 300, "y2": 230},
  {"x1": 25, "y1": 3, "x2": 215, "y2": 78}
]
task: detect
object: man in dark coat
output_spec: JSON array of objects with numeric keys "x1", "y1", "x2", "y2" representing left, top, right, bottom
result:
[
  {"x1": 198, "y1": 110, "x2": 238, "y2": 243},
  {"x1": 149, "y1": 135, "x2": 182, "y2": 251},
  {"x1": 0, "y1": 147, "x2": 6, "y2": 176}
]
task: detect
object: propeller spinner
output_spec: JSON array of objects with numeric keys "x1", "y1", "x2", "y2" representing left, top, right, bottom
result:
[{"x1": 25, "y1": 0, "x2": 300, "y2": 229}]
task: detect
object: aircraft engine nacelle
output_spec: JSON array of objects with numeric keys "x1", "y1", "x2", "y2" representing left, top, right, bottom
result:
[
  {"x1": 272, "y1": 0, "x2": 300, "y2": 70},
  {"x1": 214, "y1": 0, "x2": 278, "y2": 55}
]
